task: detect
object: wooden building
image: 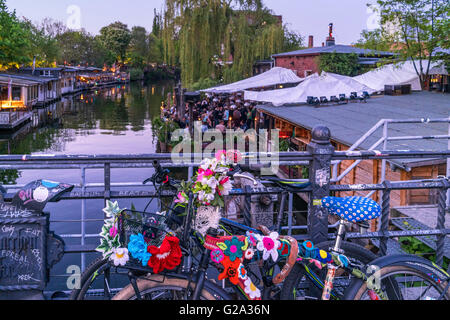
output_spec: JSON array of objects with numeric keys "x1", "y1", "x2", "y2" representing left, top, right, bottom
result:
[{"x1": 258, "y1": 91, "x2": 449, "y2": 208}]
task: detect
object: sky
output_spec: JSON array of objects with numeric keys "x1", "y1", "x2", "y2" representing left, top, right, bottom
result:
[{"x1": 6, "y1": 0, "x2": 380, "y2": 46}]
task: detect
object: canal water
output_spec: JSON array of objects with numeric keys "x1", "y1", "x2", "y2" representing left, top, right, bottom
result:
[{"x1": 0, "y1": 81, "x2": 175, "y2": 293}]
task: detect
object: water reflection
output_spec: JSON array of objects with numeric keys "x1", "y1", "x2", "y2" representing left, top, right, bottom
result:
[
  {"x1": 0, "y1": 81, "x2": 175, "y2": 292},
  {"x1": 0, "y1": 82, "x2": 172, "y2": 185}
]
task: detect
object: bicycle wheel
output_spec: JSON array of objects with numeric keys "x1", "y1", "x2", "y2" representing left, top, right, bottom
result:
[
  {"x1": 345, "y1": 258, "x2": 450, "y2": 300},
  {"x1": 112, "y1": 274, "x2": 230, "y2": 300},
  {"x1": 69, "y1": 257, "x2": 130, "y2": 300},
  {"x1": 280, "y1": 240, "x2": 378, "y2": 300}
]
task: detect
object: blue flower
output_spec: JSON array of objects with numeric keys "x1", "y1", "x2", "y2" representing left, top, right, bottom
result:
[{"x1": 128, "y1": 233, "x2": 152, "y2": 266}]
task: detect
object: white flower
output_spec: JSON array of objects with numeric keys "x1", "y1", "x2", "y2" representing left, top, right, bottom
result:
[
  {"x1": 206, "y1": 176, "x2": 219, "y2": 190},
  {"x1": 244, "y1": 278, "x2": 261, "y2": 300},
  {"x1": 102, "y1": 201, "x2": 122, "y2": 218},
  {"x1": 200, "y1": 158, "x2": 218, "y2": 172},
  {"x1": 256, "y1": 232, "x2": 280, "y2": 262},
  {"x1": 219, "y1": 177, "x2": 233, "y2": 195},
  {"x1": 110, "y1": 248, "x2": 129, "y2": 266},
  {"x1": 197, "y1": 190, "x2": 215, "y2": 204},
  {"x1": 244, "y1": 248, "x2": 255, "y2": 260}
]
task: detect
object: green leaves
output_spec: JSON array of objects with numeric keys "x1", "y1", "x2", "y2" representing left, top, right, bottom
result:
[
  {"x1": 98, "y1": 22, "x2": 132, "y2": 65},
  {"x1": 319, "y1": 52, "x2": 361, "y2": 77}
]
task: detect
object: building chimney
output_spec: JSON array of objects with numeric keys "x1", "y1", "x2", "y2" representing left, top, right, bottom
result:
[
  {"x1": 326, "y1": 23, "x2": 335, "y2": 46},
  {"x1": 308, "y1": 35, "x2": 314, "y2": 48}
]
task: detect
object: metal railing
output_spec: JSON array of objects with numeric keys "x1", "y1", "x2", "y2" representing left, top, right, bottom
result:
[
  {"x1": 330, "y1": 117, "x2": 450, "y2": 206},
  {"x1": 0, "y1": 125, "x2": 449, "y2": 290}
]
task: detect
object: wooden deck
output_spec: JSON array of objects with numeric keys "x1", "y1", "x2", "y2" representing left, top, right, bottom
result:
[{"x1": 0, "y1": 111, "x2": 32, "y2": 130}]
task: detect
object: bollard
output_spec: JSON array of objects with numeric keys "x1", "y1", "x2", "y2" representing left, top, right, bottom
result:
[{"x1": 307, "y1": 126, "x2": 335, "y2": 244}]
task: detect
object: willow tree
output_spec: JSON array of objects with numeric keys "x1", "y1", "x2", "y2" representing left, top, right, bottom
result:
[{"x1": 162, "y1": 0, "x2": 287, "y2": 87}]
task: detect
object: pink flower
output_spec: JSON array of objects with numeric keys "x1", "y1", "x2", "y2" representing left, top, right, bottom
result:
[
  {"x1": 215, "y1": 150, "x2": 227, "y2": 162},
  {"x1": 109, "y1": 226, "x2": 118, "y2": 238},
  {"x1": 174, "y1": 192, "x2": 187, "y2": 204}
]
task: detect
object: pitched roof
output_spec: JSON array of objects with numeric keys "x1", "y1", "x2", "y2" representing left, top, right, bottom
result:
[{"x1": 272, "y1": 44, "x2": 395, "y2": 58}]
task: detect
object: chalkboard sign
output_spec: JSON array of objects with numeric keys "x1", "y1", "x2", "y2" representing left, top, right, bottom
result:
[{"x1": 0, "y1": 216, "x2": 47, "y2": 291}]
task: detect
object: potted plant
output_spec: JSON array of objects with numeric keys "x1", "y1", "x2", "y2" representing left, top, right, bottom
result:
[{"x1": 152, "y1": 117, "x2": 180, "y2": 153}]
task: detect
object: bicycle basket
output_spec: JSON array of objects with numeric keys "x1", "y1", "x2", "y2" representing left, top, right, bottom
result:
[{"x1": 117, "y1": 210, "x2": 171, "y2": 271}]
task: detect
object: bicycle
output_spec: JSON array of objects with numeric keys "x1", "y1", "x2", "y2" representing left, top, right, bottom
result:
[
  {"x1": 70, "y1": 159, "x2": 305, "y2": 300},
  {"x1": 70, "y1": 158, "x2": 378, "y2": 300},
  {"x1": 281, "y1": 195, "x2": 450, "y2": 300}
]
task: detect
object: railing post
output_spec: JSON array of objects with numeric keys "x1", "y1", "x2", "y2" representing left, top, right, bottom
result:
[
  {"x1": 446, "y1": 120, "x2": 450, "y2": 212},
  {"x1": 307, "y1": 126, "x2": 335, "y2": 244},
  {"x1": 287, "y1": 192, "x2": 294, "y2": 236},
  {"x1": 379, "y1": 181, "x2": 391, "y2": 256},
  {"x1": 436, "y1": 186, "x2": 447, "y2": 268},
  {"x1": 243, "y1": 185, "x2": 252, "y2": 227},
  {"x1": 80, "y1": 166, "x2": 86, "y2": 272},
  {"x1": 104, "y1": 163, "x2": 111, "y2": 207}
]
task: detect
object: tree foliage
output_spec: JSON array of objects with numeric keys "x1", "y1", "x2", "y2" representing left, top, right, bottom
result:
[
  {"x1": 0, "y1": 0, "x2": 33, "y2": 68},
  {"x1": 98, "y1": 22, "x2": 132, "y2": 65},
  {"x1": 318, "y1": 52, "x2": 361, "y2": 76},
  {"x1": 371, "y1": 0, "x2": 449, "y2": 84},
  {"x1": 161, "y1": 0, "x2": 300, "y2": 87}
]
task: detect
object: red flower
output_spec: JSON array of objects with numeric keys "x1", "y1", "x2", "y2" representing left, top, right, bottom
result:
[{"x1": 147, "y1": 236, "x2": 182, "y2": 274}]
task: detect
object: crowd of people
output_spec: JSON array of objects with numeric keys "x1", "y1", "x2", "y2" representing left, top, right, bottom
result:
[{"x1": 161, "y1": 92, "x2": 266, "y2": 133}]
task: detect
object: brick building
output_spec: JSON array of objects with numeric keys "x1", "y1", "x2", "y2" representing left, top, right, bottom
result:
[{"x1": 272, "y1": 24, "x2": 395, "y2": 78}]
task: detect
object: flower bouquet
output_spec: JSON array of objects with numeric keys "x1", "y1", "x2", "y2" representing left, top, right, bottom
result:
[
  {"x1": 176, "y1": 150, "x2": 241, "y2": 208},
  {"x1": 174, "y1": 150, "x2": 242, "y2": 236}
]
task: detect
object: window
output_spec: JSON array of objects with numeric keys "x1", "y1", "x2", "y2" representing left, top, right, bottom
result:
[
  {"x1": 0, "y1": 86, "x2": 7, "y2": 100},
  {"x1": 12, "y1": 86, "x2": 21, "y2": 101}
]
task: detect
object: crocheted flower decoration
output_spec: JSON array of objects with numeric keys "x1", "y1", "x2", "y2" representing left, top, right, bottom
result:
[
  {"x1": 244, "y1": 278, "x2": 261, "y2": 300},
  {"x1": 128, "y1": 233, "x2": 152, "y2": 267},
  {"x1": 218, "y1": 236, "x2": 247, "y2": 262},
  {"x1": 256, "y1": 232, "x2": 281, "y2": 262},
  {"x1": 316, "y1": 249, "x2": 333, "y2": 264},
  {"x1": 210, "y1": 249, "x2": 225, "y2": 264},
  {"x1": 277, "y1": 239, "x2": 291, "y2": 258},
  {"x1": 238, "y1": 264, "x2": 248, "y2": 280},
  {"x1": 244, "y1": 248, "x2": 255, "y2": 260},
  {"x1": 218, "y1": 256, "x2": 241, "y2": 285},
  {"x1": 246, "y1": 231, "x2": 258, "y2": 247},
  {"x1": 110, "y1": 248, "x2": 129, "y2": 266},
  {"x1": 147, "y1": 235, "x2": 182, "y2": 274}
]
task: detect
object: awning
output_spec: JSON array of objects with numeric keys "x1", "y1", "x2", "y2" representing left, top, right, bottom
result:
[{"x1": 201, "y1": 67, "x2": 302, "y2": 94}]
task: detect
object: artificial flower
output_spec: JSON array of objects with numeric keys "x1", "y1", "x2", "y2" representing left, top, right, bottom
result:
[
  {"x1": 218, "y1": 256, "x2": 241, "y2": 285},
  {"x1": 109, "y1": 225, "x2": 118, "y2": 238},
  {"x1": 128, "y1": 233, "x2": 152, "y2": 267},
  {"x1": 102, "y1": 200, "x2": 122, "y2": 218},
  {"x1": 148, "y1": 235, "x2": 182, "y2": 274},
  {"x1": 238, "y1": 264, "x2": 248, "y2": 280},
  {"x1": 222, "y1": 236, "x2": 246, "y2": 262},
  {"x1": 174, "y1": 191, "x2": 188, "y2": 204},
  {"x1": 243, "y1": 278, "x2": 261, "y2": 300},
  {"x1": 110, "y1": 248, "x2": 129, "y2": 266},
  {"x1": 215, "y1": 150, "x2": 227, "y2": 163},
  {"x1": 218, "y1": 176, "x2": 232, "y2": 196},
  {"x1": 256, "y1": 232, "x2": 281, "y2": 262},
  {"x1": 210, "y1": 249, "x2": 225, "y2": 264},
  {"x1": 244, "y1": 248, "x2": 255, "y2": 260},
  {"x1": 246, "y1": 231, "x2": 258, "y2": 247}
]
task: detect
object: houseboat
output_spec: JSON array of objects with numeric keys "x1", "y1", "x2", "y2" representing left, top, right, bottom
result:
[{"x1": 0, "y1": 76, "x2": 34, "y2": 130}]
